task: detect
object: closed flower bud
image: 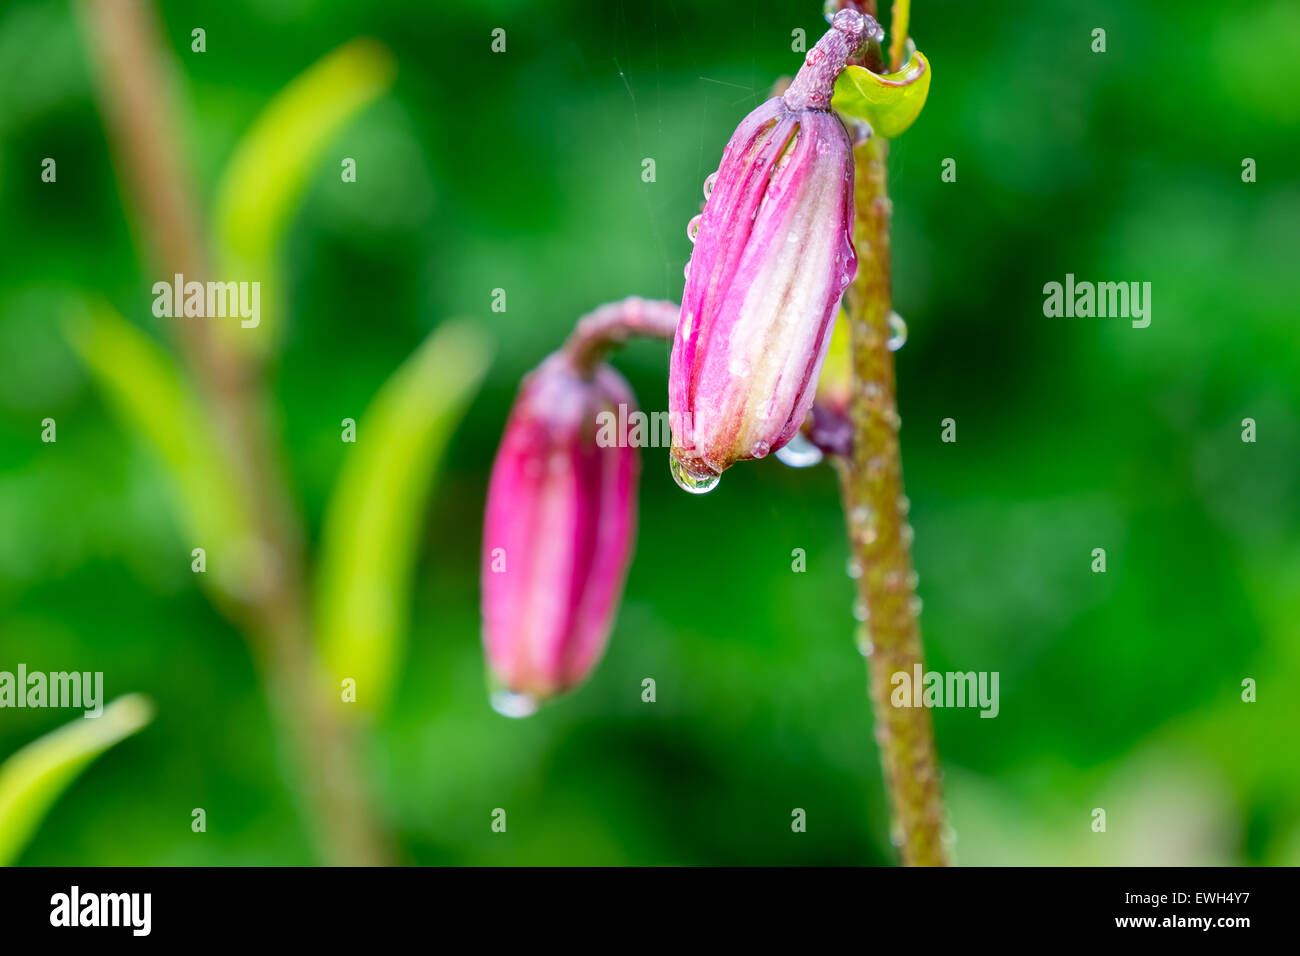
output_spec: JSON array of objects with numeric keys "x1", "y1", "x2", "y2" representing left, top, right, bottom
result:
[
  {"x1": 480, "y1": 353, "x2": 639, "y2": 713},
  {"x1": 668, "y1": 9, "x2": 877, "y2": 492}
]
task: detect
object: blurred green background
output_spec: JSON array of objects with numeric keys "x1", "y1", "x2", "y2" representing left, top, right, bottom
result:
[{"x1": 1, "y1": 0, "x2": 1298, "y2": 865}]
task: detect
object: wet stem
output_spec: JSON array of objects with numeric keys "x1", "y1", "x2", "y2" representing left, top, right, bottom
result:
[{"x1": 836, "y1": 130, "x2": 950, "y2": 865}]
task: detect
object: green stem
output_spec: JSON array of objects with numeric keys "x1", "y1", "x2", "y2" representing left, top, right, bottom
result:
[{"x1": 838, "y1": 131, "x2": 949, "y2": 866}]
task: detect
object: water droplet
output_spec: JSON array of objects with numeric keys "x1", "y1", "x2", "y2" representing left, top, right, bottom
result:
[
  {"x1": 846, "y1": 557, "x2": 863, "y2": 579},
  {"x1": 901, "y1": 523, "x2": 915, "y2": 546},
  {"x1": 850, "y1": 505, "x2": 879, "y2": 545},
  {"x1": 909, "y1": 595, "x2": 924, "y2": 616},
  {"x1": 490, "y1": 688, "x2": 538, "y2": 719},
  {"x1": 890, "y1": 822, "x2": 906, "y2": 847},
  {"x1": 822, "y1": 0, "x2": 837, "y2": 23},
  {"x1": 857, "y1": 631, "x2": 874, "y2": 656},
  {"x1": 886, "y1": 312, "x2": 908, "y2": 351},
  {"x1": 703, "y1": 171, "x2": 718, "y2": 200},
  {"x1": 897, "y1": 495, "x2": 912, "y2": 516},
  {"x1": 862, "y1": 382, "x2": 886, "y2": 407},
  {"x1": 942, "y1": 824, "x2": 959, "y2": 850},
  {"x1": 750, "y1": 439, "x2": 771, "y2": 459},
  {"x1": 884, "y1": 569, "x2": 905, "y2": 592},
  {"x1": 683, "y1": 260, "x2": 692, "y2": 280},
  {"x1": 866, "y1": 455, "x2": 887, "y2": 480},
  {"x1": 687, "y1": 214, "x2": 703, "y2": 243},
  {"x1": 853, "y1": 598, "x2": 870, "y2": 622},
  {"x1": 669, "y1": 452, "x2": 721, "y2": 494},
  {"x1": 906, "y1": 570, "x2": 919, "y2": 590},
  {"x1": 775, "y1": 432, "x2": 823, "y2": 468}
]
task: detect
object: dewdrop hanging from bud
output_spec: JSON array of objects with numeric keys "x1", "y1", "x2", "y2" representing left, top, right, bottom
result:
[
  {"x1": 668, "y1": 9, "x2": 879, "y2": 491},
  {"x1": 480, "y1": 298, "x2": 678, "y2": 715}
]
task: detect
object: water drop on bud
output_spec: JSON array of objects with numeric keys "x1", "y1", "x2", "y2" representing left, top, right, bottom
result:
[{"x1": 669, "y1": 451, "x2": 721, "y2": 494}]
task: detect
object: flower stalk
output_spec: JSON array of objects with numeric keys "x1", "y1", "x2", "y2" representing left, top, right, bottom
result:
[
  {"x1": 837, "y1": 121, "x2": 949, "y2": 865},
  {"x1": 564, "y1": 297, "x2": 680, "y2": 373}
]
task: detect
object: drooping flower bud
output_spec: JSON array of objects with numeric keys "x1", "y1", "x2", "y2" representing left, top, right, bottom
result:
[
  {"x1": 668, "y1": 9, "x2": 879, "y2": 492},
  {"x1": 480, "y1": 354, "x2": 637, "y2": 713},
  {"x1": 480, "y1": 298, "x2": 678, "y2": 714}
]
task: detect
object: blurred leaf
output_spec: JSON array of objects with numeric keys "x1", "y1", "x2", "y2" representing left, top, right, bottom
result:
[
  {"x1": 63, "y1": 299, "x2": 256, "y2": 600},
  {"x1": 833, "y1": 44, "x2": 930, "y2": 138},
  {"x1": 211, "y1": 38, "x2": 396, "y2": 352},
  {"x1": 0, "y1": 695, "x2": 154, "y2": 866},
  {"x1": 317, "y1": 320, "x2": 493, "y2": 713}
]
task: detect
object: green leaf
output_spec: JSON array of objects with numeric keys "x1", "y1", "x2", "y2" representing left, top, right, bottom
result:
[
  {"x1": 832, "y1": 44, "x2": 931, "y2": 139},
  {"x1": 211, "y1": 39, "x2": 396, "y2": 352},
  {"x1": 0, "y1": 695, "x2": 154, "y2": 866},
  {"x1": 63, "y1": 299, "x2": 256, "y2": 600},
  {"x1": 316, "y1": 320, "x2": 493, "y2": 713}
]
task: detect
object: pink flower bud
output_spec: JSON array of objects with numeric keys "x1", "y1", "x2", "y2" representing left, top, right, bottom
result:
[
  {"x1": 668, "y1": 10, "x2": 876, "y2": 492},
  {"x1": 480, "y1": 352, "x2": 639, "y2": 713}
]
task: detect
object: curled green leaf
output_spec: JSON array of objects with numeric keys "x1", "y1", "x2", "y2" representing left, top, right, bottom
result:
[
  {"x1": 316, "y1": 320, "x2": 493, "y2": 714},
  {"x1": 0, "y1": 695, "x2": 154, "y2": 866},
  {"x1": 832, "y1": 44, "x2": 931, "y2": 139}
]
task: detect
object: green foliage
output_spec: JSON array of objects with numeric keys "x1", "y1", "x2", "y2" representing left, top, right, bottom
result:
[
  {"x1": 211, "y1": 39, "x2": 396, "y2": 353},
  {"x1": 316, "y1": 320, "x2": 493, "y2": 714},
  {"x1": 62, "y1": 299, "x2": 256, "y2": 601},
  {"x1": 0, "y1": 696, "x2": 154, "y2": 866}
]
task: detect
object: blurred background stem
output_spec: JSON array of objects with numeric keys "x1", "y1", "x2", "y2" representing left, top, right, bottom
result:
[
  {"x1": 76, "y1": 0, "x2": 390, "y2": 865},
  {"x1": 835, "y1": 0, "x2": 949, "y2": 867}
]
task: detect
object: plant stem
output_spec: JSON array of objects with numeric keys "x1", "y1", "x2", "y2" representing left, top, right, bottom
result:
[
  {"x1": 837, "y1": 130, "x2": 949, "y2": 866},
  {"x1": 77, "y1": 0, "x2": 390, "y2": 865},
  {"x1": 563, "y1": 297, "x2": 680, "y2": 373}
]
